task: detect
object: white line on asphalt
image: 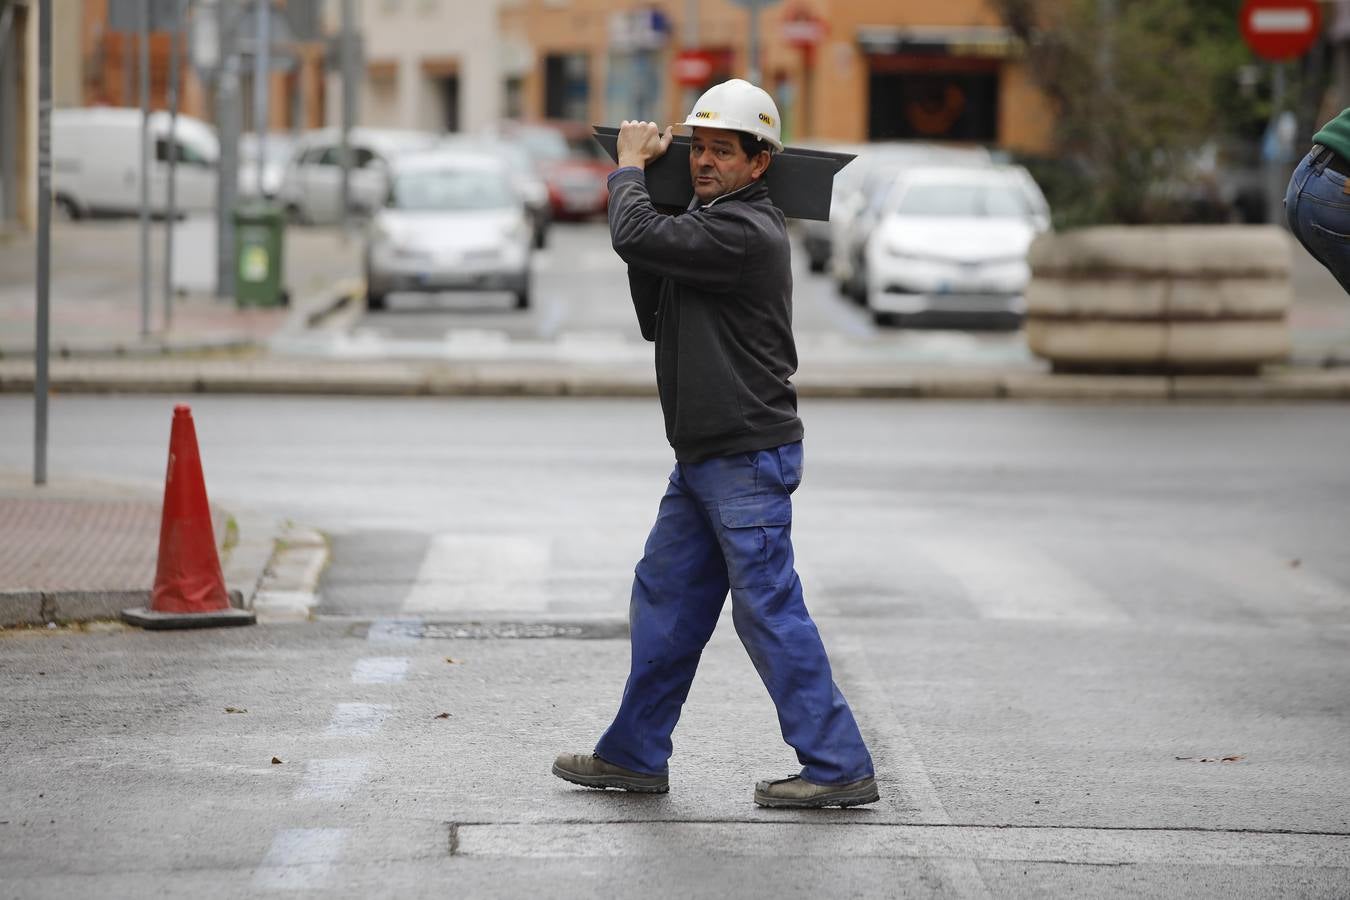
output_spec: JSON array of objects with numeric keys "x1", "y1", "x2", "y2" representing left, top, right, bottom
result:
[
  {"x1": 401, "y1": 533, "x2": 551, "y2": 614},
  {"x1": 454, "y1": 822, "x2": 1350, "y2": 866},
  {"x1": 324, "y1": 703, "x2": 392, "y2": 737},
  {"x1": 367, "y1": 617, "x2": 424, "y2": 642},
  {"x1": 1169, "y1": 542, "x2": 1350, "y2": 624},
  {"x1": 833, "y1": 633, "x2": 993, "y2": 899},
  {"x1": 351, "y1": 657, "x2": 410, "y2": 684},
  {"x1": 294, "y1": 759, "x2": 373, "y2": 802},
  {"x1": 252, "y1": 828, "x2": 347, "y2": 891},
  {"x1": 917, "y1": 537, "x2": 1129, "y2": 623}
]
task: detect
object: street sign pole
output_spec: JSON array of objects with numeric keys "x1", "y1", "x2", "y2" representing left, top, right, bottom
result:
[
  {"x1": 139, "y1": 0, "x2": 151, "y2": 337},
  {"x1": 747, "y1": 4, "x2": 761, "y2": 85},
  {"x1": 340, "y1": 0, "x2": 355, "y2": 241},
  {"x1": 35, "y1": 0, "x2": 51, "y2": 486},
  {"x1": 253, "y1": 0, "x2": 269, "y2": 181},
  {"x1": 166, "y1": 0, "x2": 186, "y2": 332}
]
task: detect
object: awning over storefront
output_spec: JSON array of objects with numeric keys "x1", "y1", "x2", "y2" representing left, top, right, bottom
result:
[{"x1": 857, "y1": 26, "x2": 1016, "y2": 59}]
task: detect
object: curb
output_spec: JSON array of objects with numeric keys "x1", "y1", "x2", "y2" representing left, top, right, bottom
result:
[{"x1": 3, "y1": 358, "x2": 1349, "y2": 401}]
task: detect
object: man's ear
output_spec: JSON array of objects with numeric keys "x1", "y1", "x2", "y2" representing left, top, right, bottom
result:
[{"x1": 750, "y1": 150, "x2": 772, "y2": 181}]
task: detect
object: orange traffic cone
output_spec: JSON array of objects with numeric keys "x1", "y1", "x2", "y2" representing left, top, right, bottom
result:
[{"x1": 122, "y1": 405, "x2": 255, "y2": 629}]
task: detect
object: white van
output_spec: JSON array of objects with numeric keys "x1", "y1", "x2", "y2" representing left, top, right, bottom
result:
[{"x1": 52, "y1": 107, "x2": 219, "y2": 218}]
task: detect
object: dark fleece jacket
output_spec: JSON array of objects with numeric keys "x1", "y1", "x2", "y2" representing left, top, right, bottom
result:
[{"x1": 607, "y1": 166, "x2": 803, "y2": 463}]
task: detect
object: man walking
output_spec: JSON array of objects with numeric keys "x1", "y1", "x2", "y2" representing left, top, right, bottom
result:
[{"x1": 552, "y1": 80, "x2": 878, "y2": 809}]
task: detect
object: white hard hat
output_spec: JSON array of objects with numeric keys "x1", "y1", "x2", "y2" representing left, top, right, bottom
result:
[{"x1": 682, "y1": 78, "x2": 784, "y2": 153}]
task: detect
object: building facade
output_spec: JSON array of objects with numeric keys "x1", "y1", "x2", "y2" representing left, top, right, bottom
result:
[{"x1": 501, "y1": 0, "x2": 1055, "y2": 153}]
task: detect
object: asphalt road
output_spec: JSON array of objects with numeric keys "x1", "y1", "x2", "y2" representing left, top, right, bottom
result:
[{"x1": 2, "y1": 396, "x2": 1349, "y2": 897}]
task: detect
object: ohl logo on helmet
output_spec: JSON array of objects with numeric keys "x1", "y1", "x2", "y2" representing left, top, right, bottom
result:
[
  {"x1": 758, "y1": 113, "x2": 775, "y2": 126},
  {"x1": 694, "y1": 110, "x2": 718, "y2": 119}
]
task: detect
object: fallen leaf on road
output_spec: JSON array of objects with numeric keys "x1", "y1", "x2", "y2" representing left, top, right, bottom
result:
[
  {"x1": 435, "y1": 712, "x2": 450, "y2": 719},
  {"x1": 1289, "y1": 558, "x2": 1302, "y2": 568},
  {"x1": 444, "y1": 657, "x2": 461, "y2": 664},
  {"x1": 1175, "y1": 755, "x2": 1244, "y2": 763},
  {"x1": 224, "y1": 707, "x2": 247, "y2": 714},
  {"x1": 271, "y1": 757, "x2": 283, "y2": 765}
]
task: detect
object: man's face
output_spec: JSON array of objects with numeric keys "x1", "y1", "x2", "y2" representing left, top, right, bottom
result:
[{"x1": 689, "y1": 126, "x2": 770, "y2": 202}]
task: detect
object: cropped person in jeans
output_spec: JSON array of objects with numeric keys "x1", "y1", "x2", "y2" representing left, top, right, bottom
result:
[{"x1": 1286, "y1": 108, "x2": 1350, "y2": 294}]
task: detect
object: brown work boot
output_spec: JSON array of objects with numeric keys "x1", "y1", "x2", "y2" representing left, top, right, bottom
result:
[
  {"x1": 753, "y1": 774, "x2": 879, "y2": 808},
  {"x1": 552, "y1": 752, "x2": 669, "y2": 793}
]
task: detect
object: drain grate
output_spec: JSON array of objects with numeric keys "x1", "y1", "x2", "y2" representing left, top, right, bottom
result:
[{"x1": 357, "y1": 619, "x2": 628, "y2": 640}]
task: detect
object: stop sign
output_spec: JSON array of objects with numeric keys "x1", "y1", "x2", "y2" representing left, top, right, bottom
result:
[
  {"x1": 1240, "y1": 0, "x2": 1321, "y2": 61},
  {"x1": 673, "y1": 50, "x2": 715, "y2": 88}
]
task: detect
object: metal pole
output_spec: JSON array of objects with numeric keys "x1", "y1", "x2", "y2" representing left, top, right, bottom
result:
[
  {"x1": 215, "y1": 1, "x2": 239, "y2": 298},
  {"x1": 139, "y1": 0, "x2": 151, "y2": 337},
  {"x1": 165, "y1": 0, "x2": 185, "y2": 331},
  {"x1": 253, "y1": 0, "x2": 268, "y2": 178},
  {"x1": 35, "y1": 0, "x2": 52, "y2": 486},
  {"x1": 339, "y1": 0, "x2": 354, "y2": 237},
  {"x1": 747, "y1": 3, "x2": 761, "y2": 85}
]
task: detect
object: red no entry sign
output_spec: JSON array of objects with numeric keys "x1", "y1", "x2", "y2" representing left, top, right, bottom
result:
[{"x1": 1240, "y1": 0, "x2": 1321, "y2": 61}]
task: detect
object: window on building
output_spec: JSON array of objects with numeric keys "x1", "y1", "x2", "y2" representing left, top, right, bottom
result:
[
  {"x1": 868, "y1": 71, "x2": 999, "y2": 143},
  {"x1": 544, "y1": 53, "x2": 589, "y2": 122}
]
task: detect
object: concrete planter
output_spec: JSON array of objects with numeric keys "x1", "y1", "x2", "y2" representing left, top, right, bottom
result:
[{"x1": 1025, "y1": 226, "x2": 1292, "y2": 374}]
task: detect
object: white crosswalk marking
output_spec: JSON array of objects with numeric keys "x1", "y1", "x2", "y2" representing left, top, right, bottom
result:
[
  {"x1": 401, "y1": 533, "x2": 551, "y2": 614},
  {"x1": 917, "y1": 537, "x2": 1129, "y2": 623},
  {"x1": 294, "y1": 759, "x2": 372, "y2": 802},
  {"x1": 1165, "y1": 542, "x2": 1350, "y2": 624},
  {"x1": 253, "y1": 828, "x2": 347, "y2": 891},
  {"x1": 324, "y1": 703, "x2": 391, "y2": 737},
  {"x1": 351, "y1": 657, "x2": 410, "y2": 684}
]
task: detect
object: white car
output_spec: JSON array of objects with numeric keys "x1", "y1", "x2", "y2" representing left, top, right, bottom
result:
[
  {"x1": 864, "y1": 165, "x2": 1050, "y2": 327},
  {"x1": 438, "y1": 134, "x2": 551, "y2": 248},
  {"x1": 51, "y1": 107, "x2": 219, "y2": 218},
  {"x1": 277, "y1": 128, "x2": 437, "y2": 225},
  {"x1": 827, "y1": 143, "x2": 994, "y2": 298},
  {"x1": 238, "y1": 131, "x2": 296, "y2": 200},
  {"x1": 364, "y1": 152, "x2": 533, "y2": 311}
]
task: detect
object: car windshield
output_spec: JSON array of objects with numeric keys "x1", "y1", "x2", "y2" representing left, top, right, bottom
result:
[
  {"x1": 894, "y1": 182, "x2": 1030, "y2": 218},
  {"x1": 512, "y1": 128, "x2": 570, "y2": 163},
  {"x1": 392, "y1": 168, "x2": 515, "y2": 211}
]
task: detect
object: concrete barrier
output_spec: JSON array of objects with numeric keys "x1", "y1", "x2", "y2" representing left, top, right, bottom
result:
[{"x1": 1025, "y1": 226, "x2": 1292, "y2": 373}]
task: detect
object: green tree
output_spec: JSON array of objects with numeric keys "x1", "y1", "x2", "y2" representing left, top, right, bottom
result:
[{"x1": 996, "y1": 0, "x2": 1265, "y2": 225}]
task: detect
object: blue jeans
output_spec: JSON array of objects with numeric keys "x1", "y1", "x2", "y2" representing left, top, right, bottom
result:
[
  {"x1": 1286, "y1": 147, "x2": 1350, "y2": 294},
  {"x1": 594, "y1": 442, "x2": 875, "y2": 785}
]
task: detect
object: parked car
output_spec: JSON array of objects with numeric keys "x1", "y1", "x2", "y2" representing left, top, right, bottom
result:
[
  {"x1": 277, "y1": 128, "x2": 437, "y2": 225},
  {"x1": 438, "y1": 134, "x2": 551, "y2": 248},
  {"x1": 51, "y1": 107, "x2": 219, "y2": 218},
  {"x1": 238, "y1": 131, "x2": 296, "y2": 200},
  {"x1": 364, "y1": 152, "x2": 534, "y2": 311},
  {"x1": 863, "y1": 165, "x2": 1050, "y2": 328},
  {"x1": 493, "y1": 120, "x2": 613, "y2": 220},
  {"x1": 828, "y1": 143, "x2": 996, "y2": 301}
]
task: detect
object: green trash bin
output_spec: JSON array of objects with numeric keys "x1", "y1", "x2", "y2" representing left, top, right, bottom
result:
[{"x1": 233, "y1": 203, "x2": 286, "y2": 307}]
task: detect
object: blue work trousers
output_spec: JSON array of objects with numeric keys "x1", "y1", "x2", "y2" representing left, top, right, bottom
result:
[
  {"x1": 1287, "y1": 146, "x2": 1350, "y2": 294},
  {"x1": 594, "y1": 442, "x2": 875, "y2": 785}
]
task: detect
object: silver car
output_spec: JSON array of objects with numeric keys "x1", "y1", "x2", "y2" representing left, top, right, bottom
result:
[{"x1": 364, "y1": 152, "x2": 533, "y2": 311}]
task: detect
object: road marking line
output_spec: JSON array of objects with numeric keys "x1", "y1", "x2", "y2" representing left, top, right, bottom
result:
[
  {"x1": 917, "y1": 537, "x2": 1129, "y2": 623},
  {"x1": 294, "y1": 759, "x2": 372, "y2": 802},
  {"x1": 834, "y1": 633, "x2": 992, "y2": 899},
  {"x1": 324, "y1": 703, "x2": 391, "y2": 737},
  {"x1": 368, "y1": 617, "x2": 424, "y2": 642},
  {"x1": 351, "y1": 656, "x2": 410, "y2": 684},
  {"x1": 252, "y1": 828, "x2": 347, "y2": 891},
  {"x1": 453, "y1": 822, "x2": 1350, "y2": 866},
  {"x1": 1168, "y1": 542, "x2": 1350, "y2": 623},
  {"x1": 401, "y1": 533, "x2": 551, "y2": 614}
]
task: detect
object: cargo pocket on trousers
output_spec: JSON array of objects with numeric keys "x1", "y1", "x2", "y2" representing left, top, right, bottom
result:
[{"x1": 717, "y1": 494, "x2": 793, "y2": 590}]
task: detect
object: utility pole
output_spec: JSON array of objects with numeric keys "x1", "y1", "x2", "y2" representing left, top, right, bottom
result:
[
  {"x1": 35, "y1": 0, "x2": 52, "y2": 486},
  {"x1": 138, "y1": 0, "x2": 151, "y2": 337},
  {"x1": 747, "y1": 4, "x2": 762, "y2": 85},
  {"x1": 253, "y1": 0, "x2": 269, "y2": 178},
  {"x1": 165, "y1": 0, "x2": 186, "y2": 331},
  {"x1": 215, "y1": 1, "x2": 240, "y2": 298},
  {"x1": 339, "y1": 0, "x2": 355, "y2": 238}
]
